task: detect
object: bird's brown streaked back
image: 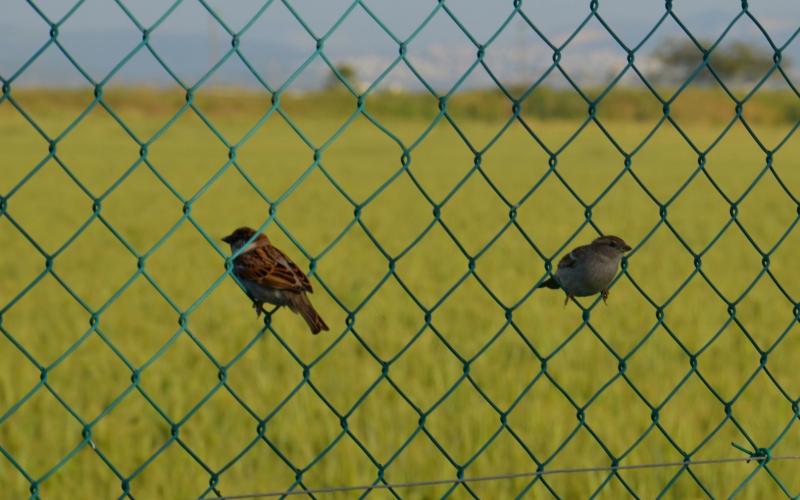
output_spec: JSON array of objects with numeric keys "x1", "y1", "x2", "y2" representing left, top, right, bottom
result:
[{"x1": 234, "y1": 243, "x2": 313, "y2": 293}]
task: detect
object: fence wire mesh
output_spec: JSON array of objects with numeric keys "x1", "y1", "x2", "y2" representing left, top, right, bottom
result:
[{"x1": 1, "y1": 0, "x2": 799, "y2": 498}]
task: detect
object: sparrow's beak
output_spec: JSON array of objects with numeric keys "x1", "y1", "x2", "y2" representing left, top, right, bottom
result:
[
  {"x1": 622, "y1": 243, "x2": 632, "y2": 252},
  {"x1": 222, "y1": 234, "x2": 233, "y2": 244}
]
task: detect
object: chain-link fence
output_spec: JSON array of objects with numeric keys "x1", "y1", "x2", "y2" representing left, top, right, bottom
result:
[{"x1": 1, "y1": 0, "x2": 799, "y2": 498}]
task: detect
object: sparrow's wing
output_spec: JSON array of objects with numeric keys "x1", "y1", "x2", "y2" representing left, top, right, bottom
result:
[
  {"x1": 557, "y1": 244, "x2": 590, "y2": 269},
  {"x1": 265, "y1": 245, "x2": 314, "y2": 292},
  {"x1": 235, "y1": 245, "x2": 313, "y2": 292}
]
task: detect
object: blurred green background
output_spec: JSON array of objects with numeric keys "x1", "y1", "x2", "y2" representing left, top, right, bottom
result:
[{"x1": 1, "y1": 84, "x2": 799, "y2": 498}]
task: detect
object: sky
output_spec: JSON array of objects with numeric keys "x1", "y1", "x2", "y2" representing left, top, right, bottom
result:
[{"x1": 1, "y1": 0, "x2": 798, "y2": 91}]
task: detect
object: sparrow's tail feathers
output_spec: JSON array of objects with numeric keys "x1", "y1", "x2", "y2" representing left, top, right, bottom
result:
[
  {"x1": 289, "y1": 293, "x2": 329, "y2": 334},
  {"x1": 539, "y1": 277, "x2": 561, "y2": 289}
]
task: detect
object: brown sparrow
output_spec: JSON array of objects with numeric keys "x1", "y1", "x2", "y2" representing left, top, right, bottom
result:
[
  {"x1": 222, "y1": 227, "x2": 329, "y2": 334},
  {"x1": 539, "y1": 235, "x2": 632, "y2": 305}
]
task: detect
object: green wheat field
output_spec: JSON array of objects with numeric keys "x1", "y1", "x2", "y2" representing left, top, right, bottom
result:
[{"x1": 1, "y1": 89, "x2": 800, "y2": 498}]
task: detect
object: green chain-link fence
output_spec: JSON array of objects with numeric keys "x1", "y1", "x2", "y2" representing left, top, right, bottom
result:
[{"x1": 2, "y1": 0, "x2": 800, "y2": 498}]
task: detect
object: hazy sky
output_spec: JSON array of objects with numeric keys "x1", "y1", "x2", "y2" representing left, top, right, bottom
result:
[{"x1": 2, "y1": 0, "x2": 798, "y2": 90}]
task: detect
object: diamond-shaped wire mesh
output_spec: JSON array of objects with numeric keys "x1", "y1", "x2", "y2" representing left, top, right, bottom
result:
[{"x1": 1, "y1": 0, "x2": 800, "y2": 498}]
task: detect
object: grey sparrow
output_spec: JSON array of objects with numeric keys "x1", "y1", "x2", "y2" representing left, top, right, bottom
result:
[{"x1": 539, "y1": 235, "x2": 631, "y2": 305}]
